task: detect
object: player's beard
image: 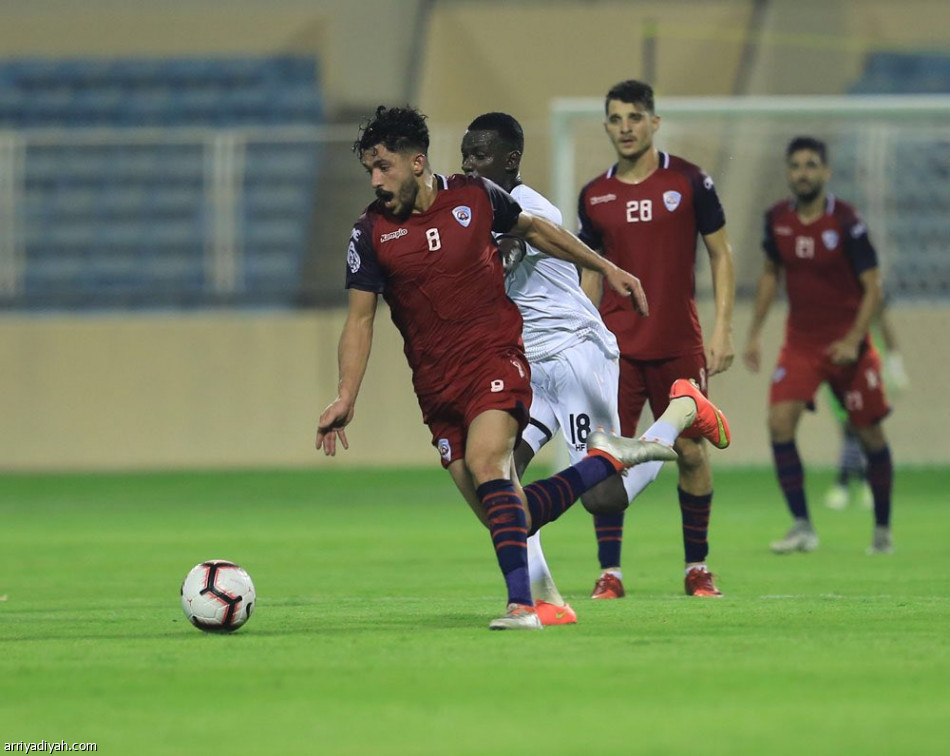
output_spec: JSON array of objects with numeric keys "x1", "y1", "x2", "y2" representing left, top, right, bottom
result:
[
  {"x1": 377, "y1": 177, "x2": 417, "y2": 219},
  {"x1": 794, "y1": 184, "x2": 822, "y2": 204}
]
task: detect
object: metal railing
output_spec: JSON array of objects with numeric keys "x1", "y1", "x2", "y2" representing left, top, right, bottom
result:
[{"x1": 0, "y1": 124, "x2": 357, "y2": 308}]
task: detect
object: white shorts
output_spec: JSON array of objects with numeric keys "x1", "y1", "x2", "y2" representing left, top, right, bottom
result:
[{"x1": 521, "y1": 339, "x2": 621, "y2": 465}]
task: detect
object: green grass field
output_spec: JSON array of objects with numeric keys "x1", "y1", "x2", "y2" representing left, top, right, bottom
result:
[{"x1": 1, "y1": 465, "x2": 948, "y2": 755}]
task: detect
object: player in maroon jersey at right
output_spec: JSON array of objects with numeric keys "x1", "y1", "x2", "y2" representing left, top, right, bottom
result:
[
  {"x1": 744, "y1": 136, "x2": 894, "y2": 555},
  {"x1": 578, "y1": 80, "x2": 736, "y2": 599},
  {"x1": 315, "y1": 106, "x2": 677, "y2": 630}
]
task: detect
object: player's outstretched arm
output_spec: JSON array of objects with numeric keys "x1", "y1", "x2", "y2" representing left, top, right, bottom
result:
[
  {"x1": 702, "y1": 227, "x2": 737, "y2": 376},
  {"x1": 580, "y1": 268, "x2": 604, "y2": 307},
  {"x1": 511, "y1": 212, "x2": 649, "y2": 316},
  {"x1": 743, "y1": 260, "x2": 780, "y2": 373},
  {"x1": 315, "y1": 289, "x2": 378, "y2": 455}
]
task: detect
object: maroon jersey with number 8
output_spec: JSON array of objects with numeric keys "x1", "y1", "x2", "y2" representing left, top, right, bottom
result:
[{"x1": 346, "y1": 173, "x2": 524, "y2": 396}]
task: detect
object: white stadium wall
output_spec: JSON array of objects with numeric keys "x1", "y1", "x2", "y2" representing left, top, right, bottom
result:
[{"x1": 1, "y1": 303, "x2": 947, "y2": 471}]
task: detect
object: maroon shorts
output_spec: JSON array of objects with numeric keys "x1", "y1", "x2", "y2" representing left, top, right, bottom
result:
[
  {"x1": 418, "y1": 347, "x2": 532, "y2": 468},
  {"x1": 769, "y1": 342, "x2": 890, "y2": 427},
  {"x1": 617, "y1": 351, "x2": 708, "y2": 438}
]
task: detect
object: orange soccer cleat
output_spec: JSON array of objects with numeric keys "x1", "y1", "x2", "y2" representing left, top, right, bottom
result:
[
  {"x1": 669, "y1": 379, "x2": 731, "y2": 449},
  {"x1": 684, "y1": 566, "x2": 723, "y2": 597},
  {"x1": 534, "y1": 600, "x2": 578, "y2": 626},
  {"x1": 590, "y1": 572, "x2": 625, "y2": 599}
]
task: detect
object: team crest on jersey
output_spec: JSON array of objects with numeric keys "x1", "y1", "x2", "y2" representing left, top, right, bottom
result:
[
  {"x1": 452, "y1": 206, "x2": 472, "y2": 227},
  {"x1": 437, "y1": 438, "x2": 452, "y2": 463},
  {"x1": 822, "y1": 230, "x2": 839, "y2": 250},
  {"x1": 663, "y1": 190, "x2": 682, "y2": 212}
]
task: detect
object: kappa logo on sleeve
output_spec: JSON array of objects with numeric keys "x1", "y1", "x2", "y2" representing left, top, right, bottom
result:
[{"x1": 452, "y1": 206, "x2": 472, "y2": 227}]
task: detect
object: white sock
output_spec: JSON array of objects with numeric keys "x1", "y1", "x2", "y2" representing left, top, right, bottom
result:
[
  {"x1": 527, "y1": 531, "x2": 564, "y2": 605},
  {"x1": 621, "y1": 417, "x2": 681, "y2": 503},
  {"x1": 602, "y1": 568, "x2": 623, "y2": 580},
  {"x1": 657, "y1": 397, "x2": 697, "y2": 435},
  {"x1": 622, "y1": 459, "x2": 664, "y2": 502},
  {"x1": 685, "y1": 563, "x2": 707, "y2": 575},
  {"x1": 641, "y1": 418, "x2": 683, "y2": 447}
]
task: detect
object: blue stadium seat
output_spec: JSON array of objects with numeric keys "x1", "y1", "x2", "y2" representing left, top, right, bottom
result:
[
  {"x1": 1, "y1": 54, "x2": 324, "y2": 308},
  {"x1": 849, "y1": 52, "x2": 950, "y2": 94}
]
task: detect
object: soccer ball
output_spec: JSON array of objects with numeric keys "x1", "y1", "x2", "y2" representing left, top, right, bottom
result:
[{"x1": 180, "y1": 560, "x2": 256, "y2": 633}]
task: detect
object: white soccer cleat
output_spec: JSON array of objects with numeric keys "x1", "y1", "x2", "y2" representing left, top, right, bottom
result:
[
  {"x1": 867, "y1": 525, "x2": 893, "y2": 555},
  {"x1": 770, "y1": 519, "x2": 819, "y2": 554},
  {"x1": 587, "y1": 430, "x2": 678, "y2": 468},
  {"x1": 488, "y1": 603, "x2": 543, "y2": 631}
]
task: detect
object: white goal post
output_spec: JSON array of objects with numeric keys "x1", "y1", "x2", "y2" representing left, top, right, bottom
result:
[{"x1": 549, "y1": 95, "x2": 950, "y2": 300}]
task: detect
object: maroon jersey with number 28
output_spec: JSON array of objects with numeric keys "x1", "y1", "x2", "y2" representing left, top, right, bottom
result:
[{"x1": 578, "y1": 152, "x2": 726, "y2": 360}]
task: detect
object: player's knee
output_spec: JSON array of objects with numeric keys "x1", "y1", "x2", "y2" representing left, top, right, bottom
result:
[
  {"x1": 580, "y1": 476, "x2": 628, "y2": 515},
  {"x1": 675, "y1": 438, "x2": 707, "y2": 473},
  {"x1": 855, "y1": 422, "x2": 887, "y2": 454},
  {"x1": 768, "y1": 416, "x2": 794, "y2": 442},
  {"x1": 464, "y1": 450, "x2": 509, "y2": 485}
]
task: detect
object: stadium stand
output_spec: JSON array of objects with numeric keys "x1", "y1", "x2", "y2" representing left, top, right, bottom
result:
[
  {"x1": 0, "y1": 55, "x2": 323, "y2": 309},
  {"x1": 848, "y1": 51, "x2": 950, "y2": 95}
]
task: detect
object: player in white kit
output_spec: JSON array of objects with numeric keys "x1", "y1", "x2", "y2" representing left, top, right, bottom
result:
[{"x1": 461, "y1": 112, "x2": 730, "y2": 623}]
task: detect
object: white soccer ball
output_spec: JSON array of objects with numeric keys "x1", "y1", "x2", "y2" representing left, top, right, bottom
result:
[{"x1": 180, "y1": 560, "x2": 256, "y2": 633}]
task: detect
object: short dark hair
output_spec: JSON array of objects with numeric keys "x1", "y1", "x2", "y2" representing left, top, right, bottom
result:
[
  {"x1": 354, "y1": 106, "x2": 430, "y2": 157},
  {"x1": 466, "y1": 112, "x2": 525, "y2": 153},
  {"x1": 605, "y1": 80, "x2": 655, "y2": 115},
  {"x1": 786, "y1": 136, "x2": 828, "y2": 164}
]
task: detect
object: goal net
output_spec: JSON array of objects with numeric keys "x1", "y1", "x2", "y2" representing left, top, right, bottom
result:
[{"x1": 549, "y1": 95, "x2": 950, "y2": 301}]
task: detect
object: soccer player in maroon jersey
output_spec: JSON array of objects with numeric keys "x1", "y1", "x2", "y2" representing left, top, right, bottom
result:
[
  {"x1": 744, "y1": 136, "x2": 895, "y2": 555},
  {"x1": 578, "y1": 80, "x2": 736, "y2": 599},
  {"x1": 460, "y1": 111, "x2": 733, "y2": 625},
  {"x1": 315, "y1": 106, "x2": 677, "y2": 630}
]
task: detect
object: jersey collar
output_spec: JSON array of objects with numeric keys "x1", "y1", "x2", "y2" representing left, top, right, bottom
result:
[{"x1": 606, "y1": 151, "x2": 669, "y2": 178}]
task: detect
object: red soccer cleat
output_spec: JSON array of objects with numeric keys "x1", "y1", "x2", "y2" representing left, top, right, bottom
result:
[
  {"x1": 534, "y1": 600, "x2": 578, "y2": 626},
  {"x1": 669, "y1": 379, "x2": 731, "y2": 449},
  {"x1": 685, "y1": 567, "x2": 723, "y2": 597},
  {"x1": 590, "y1": 572, "x2": 625, "y2": 599}
]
